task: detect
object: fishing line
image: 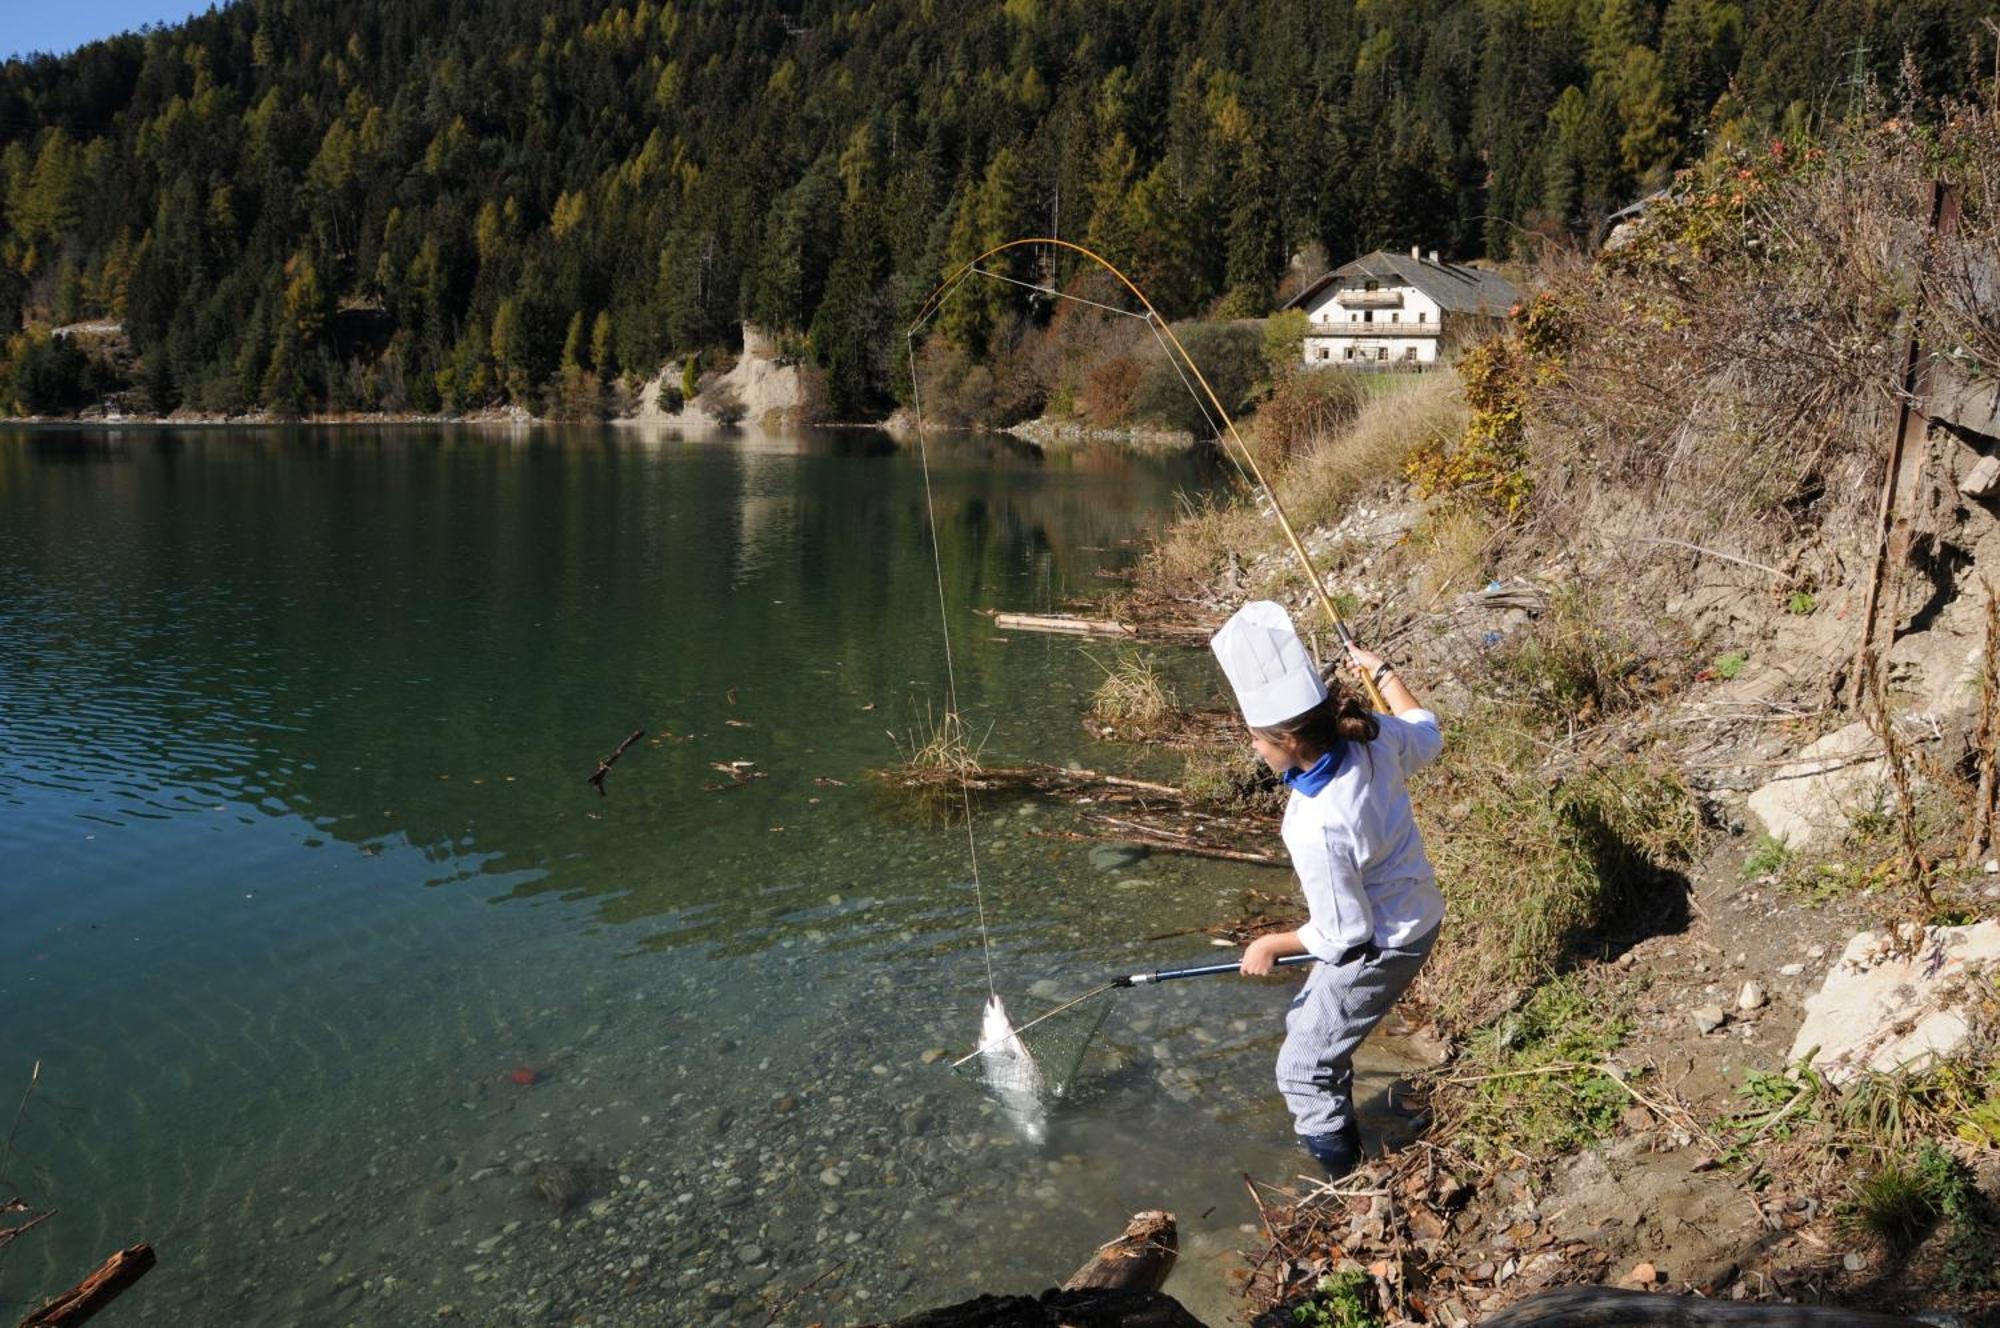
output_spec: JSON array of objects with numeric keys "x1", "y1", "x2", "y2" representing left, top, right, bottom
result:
[{"x1": 904, "y1": 327, "x2": 998, "y2": 1001}]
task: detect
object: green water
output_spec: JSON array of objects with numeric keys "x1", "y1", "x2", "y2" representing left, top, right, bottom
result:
[{"x1": 0, "y1": 425, "x2": 1422, "y2": 1325}]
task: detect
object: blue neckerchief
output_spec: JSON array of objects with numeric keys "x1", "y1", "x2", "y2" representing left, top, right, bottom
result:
[{"x1": 1281, "y1": 747, "x2": 1340, "y2": 796}]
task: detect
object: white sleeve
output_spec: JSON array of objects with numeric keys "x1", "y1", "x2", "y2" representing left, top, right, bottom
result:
[{"x1": 1379, "y1": 709, "x2": 1443, "y2": 776}]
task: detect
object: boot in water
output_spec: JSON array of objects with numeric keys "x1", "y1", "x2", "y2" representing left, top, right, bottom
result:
[{"x1": 1301, "y1": 1120, "x2": 1363, "y2": 1179}]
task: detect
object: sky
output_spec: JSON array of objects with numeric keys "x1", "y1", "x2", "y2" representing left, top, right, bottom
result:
[{"x1": 3, "y1": 2, "x2": 217, "y2": 62}]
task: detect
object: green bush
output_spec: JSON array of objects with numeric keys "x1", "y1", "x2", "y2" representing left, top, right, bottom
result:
[{"x1": 1129, "y1": 321, "x2": 1262, "y2": 439}]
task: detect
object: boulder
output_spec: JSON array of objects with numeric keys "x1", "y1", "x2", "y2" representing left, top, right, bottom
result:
[
  {"x1": 1745, "y1": 721, "x2": 1884, "y2": 851},
  {"x1": 1786, "y1": 921, "x2": 2000, "y2": 1083}
]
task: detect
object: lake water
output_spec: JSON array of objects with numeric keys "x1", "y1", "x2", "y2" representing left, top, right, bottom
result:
[{"x1": 0, "y1": 425, "x2": 1424, "y2": 1326}]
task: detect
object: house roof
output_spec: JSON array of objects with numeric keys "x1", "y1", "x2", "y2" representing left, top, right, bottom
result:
[{"x1": 1281, "y1": 251, "x2": 1520, "y2": 317}]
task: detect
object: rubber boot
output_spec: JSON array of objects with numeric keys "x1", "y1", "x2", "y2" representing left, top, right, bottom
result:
[{"x1": 1300, "y1": 1120, "x2": 1363, "y2": 1180}]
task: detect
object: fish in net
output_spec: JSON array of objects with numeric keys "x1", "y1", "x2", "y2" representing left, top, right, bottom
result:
[{"x1": 957, "y1": 991, "x2": 1115, "y2": 1143}]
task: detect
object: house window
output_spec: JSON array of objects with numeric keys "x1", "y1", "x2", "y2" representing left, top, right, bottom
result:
[
  {"x1": 1403, "y1": 347, "x2": 1418, "y2": 361},
  {"x1": 1389, "y1": 311, "x2": 1399, "y2": 323},
  {"x1": 1376, "y1": 347, "x2": 1388, "y2": 361},
  {"x1": 1364, "y1": 310, "x2": 1373, "y2": 323},
  {"x1": 1316, "y1": 347, "x2": 1328, "y2": 360},
  {"x1": 1343, "y1": 347, "x2": 1354, "y2": 360},
  {"x1": 1364, "y1": 279, "x2": 1379, "y2": 291},
  {"x1": 1417, "y1": 311, "x2": 1427, "y2": 323},
  {"x1": 1351, "y1": 312, "x2": 1359, "y2": 322}
]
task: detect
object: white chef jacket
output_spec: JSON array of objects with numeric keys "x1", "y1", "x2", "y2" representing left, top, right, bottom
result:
[{"x1": 1280, "y1": 708, "x2": 1445, "y2": 957}]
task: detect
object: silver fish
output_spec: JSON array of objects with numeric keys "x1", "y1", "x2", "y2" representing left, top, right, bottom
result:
[{"x1": 978, "y1": 993, "x2": 1047, "y2": 1144}]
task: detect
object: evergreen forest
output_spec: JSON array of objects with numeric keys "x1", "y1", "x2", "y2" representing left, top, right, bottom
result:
[{"x1": 0, "y1": 0, "x2": 1991, "y2": 418}]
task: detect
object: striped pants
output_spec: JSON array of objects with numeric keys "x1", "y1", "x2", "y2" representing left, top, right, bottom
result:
[{"x1": 1275, "y1": 926, "x2": 1438, "y2": 1138}]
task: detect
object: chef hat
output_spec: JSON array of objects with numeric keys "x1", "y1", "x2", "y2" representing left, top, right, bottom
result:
[{"x1": 1210, "y1": 600, "x2": 1327, "y2": 727}]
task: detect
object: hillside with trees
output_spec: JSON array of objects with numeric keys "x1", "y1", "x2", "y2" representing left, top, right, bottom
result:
[{"x1": 0, "y1": 0, "x2": 1992, "y2": 419}]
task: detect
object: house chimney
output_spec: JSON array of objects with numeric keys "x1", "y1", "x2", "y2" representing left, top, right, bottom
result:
[
  {"x1": 1428, "y1": 249, "x2": 1440, "y2": 264},
  {"x1": 1410, "y1": 245, "x2": 1420, "y2": 260}
]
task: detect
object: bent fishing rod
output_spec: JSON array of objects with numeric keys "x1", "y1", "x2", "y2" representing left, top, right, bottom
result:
[
  {"x1": 947, "y1": 953, "x2": 1319, "y2": 1069},
  {"x1": 908, "y1": 237, "x2": 1387, "y2": 711}
]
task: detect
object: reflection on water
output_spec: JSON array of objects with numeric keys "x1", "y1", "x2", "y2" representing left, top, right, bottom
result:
[{"x1": 0, "y1": 425, "x2": 1412, "y2": 1325}]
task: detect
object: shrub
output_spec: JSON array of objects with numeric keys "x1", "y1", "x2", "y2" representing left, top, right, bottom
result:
[
  {"x1": 1252, "y1": 369, "x2": 1365, "y2": 470},
  {"x1": 1129, "y1": 321, "x2": 1262, "y2": 439},
  {"x1": 1406, "y1": 335, "x2": 1533, "y2": 515},
  {"x1": 1078, "y1": 354, "x2": 1144, "y2": 428}
]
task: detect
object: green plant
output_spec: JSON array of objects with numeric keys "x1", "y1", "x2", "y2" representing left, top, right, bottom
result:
[
  {"x1": 1787, "y1": 590, "x2": 1817, "y2": 615},
  {"x1": 1713, "y1": 651, "x2": 1747, "y2": 679},
  {"x1": 1741, "y1": 834, "x2": 1792, "y2": 879},
  {"x1": 1449, "y1": 977, "x2": 1635, "y2": 1157},
  {"x1": 1291, "y1": 1271, "x2": 1382, "y2": 1328},
  {"x1": 1844, "y1": 1143, "x2": 1998, "y2": 1287},
  {"x1": 1850, "y1": 1161, "x2": 1938, "y2": 1252}
]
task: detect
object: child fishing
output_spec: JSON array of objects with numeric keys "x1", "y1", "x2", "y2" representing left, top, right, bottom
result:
[{"x1": 1210, "y1": 600, "x2": 1443, "y2": 1179}]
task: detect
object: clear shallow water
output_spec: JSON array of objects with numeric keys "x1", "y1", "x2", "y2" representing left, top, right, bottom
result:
[{"x1": 0, "y1": 425, "x2": 1423, "y2": 1325}]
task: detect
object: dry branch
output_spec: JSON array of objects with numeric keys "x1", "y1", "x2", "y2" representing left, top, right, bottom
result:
[{"x1": 585, "y1": 728, "x2": 646, "y2": 796}]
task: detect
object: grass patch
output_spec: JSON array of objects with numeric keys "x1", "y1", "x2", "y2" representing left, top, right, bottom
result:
[
  {"x1": 1086, "y1": 653, "x2": 1180, "y2": 737},
  {"x1": 1497, "y1": 587, "x2": 1692, "y2": 726},
  {"x1": 1447, "y1": 976, "x2": 1634, "y2": 1158},
  {"x1": 1138, "y1": 372, "x2": 1464, "y2": 600},
  {"x1": 1844, "y1": 1144, "x2": 1999, "y2": 1289},
  {"x1": 1290, "y1": 1271, "x2": 1383, "y2": 1328},
  {"x1": 1416, "y1": 718, "x2": 1703, "y2": 1021},
  {"x1": 1741, "y1": 834, "x2": 1792, "y2": 878},
  {"x1": 1273, "y1": 371, "x2": 1466, "y2": 532}
]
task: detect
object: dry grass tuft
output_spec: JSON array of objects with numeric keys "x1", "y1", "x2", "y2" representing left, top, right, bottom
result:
[
  {"x1": 892, "y1": 705, "x2": 989, "y2": 784},
  {"x1": 1087, "y1": 653, "x2": 1181, "y2": 738}
]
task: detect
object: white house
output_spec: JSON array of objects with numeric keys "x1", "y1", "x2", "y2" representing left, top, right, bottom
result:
[{"x1": 1281, "y1": 247, "x2": 1520, "y2": 370}]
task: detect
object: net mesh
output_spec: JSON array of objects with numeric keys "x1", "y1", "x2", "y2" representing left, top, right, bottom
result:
[{"x1": 953, "y1": 989, "x2": 1115, "y2": 1103}]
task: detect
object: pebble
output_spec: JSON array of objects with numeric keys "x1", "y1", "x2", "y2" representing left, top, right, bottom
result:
[
  {"x1": 1843, "y1": 1252, "x2": 1865, "y2": 1272},
  {"x1": 1807, "y1": 943, "x2": 1827, "y2": 960},
  {"x1": 1691, "y1": 1005, "x2": 1728, "y2": 1035},
  {"x1": 918, "y1": 1048, "x2": 947, "y2": 1065},
  {"x1": 736, "y1": 1243, "x2": 765, "y2": 1265},
  {"x1": 1778, "y1": 963, "x2": 1804, "y2": 977},
  {"x1": 818, "y1": 1168, "x2": 842, "y2": 1187},
  {"x1": 1737, "y1": 981, "x2": 1767, "y2": 1011}
]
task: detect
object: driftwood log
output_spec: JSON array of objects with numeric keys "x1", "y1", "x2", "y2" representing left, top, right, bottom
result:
[
  {"x1": 989, "y1": 612, "x2": 1137, "y2": 638},
  {"x1": 869, "y1": 1211, "x2": 1197, "y2": 1328},
  {"x1": 1479, "y1": 1288, "x2": 1940, "y2": 1327},
  {"x1": 1061, "y1": 1210, "x2": 1178, "y2": 1292},
  {"x1": 18, "y1": 1243, "x2": 156, "y2": 1327}
]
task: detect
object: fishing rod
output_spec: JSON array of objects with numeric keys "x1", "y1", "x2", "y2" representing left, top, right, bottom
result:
[
  {"x1": 1115, "y1": 952, "x2": 1318, "y2": 986},
  {"x1": 947, "y1": 953, "x2": 1319, "y2": 1069},
  {"x1": 908, "y1": 236, "x2": 1388, "y2": 712}
]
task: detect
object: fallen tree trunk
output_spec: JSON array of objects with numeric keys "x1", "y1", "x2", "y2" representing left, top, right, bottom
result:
[
  {"x1": 1480, "y1": 1287, "x2": 1940, "y2": 1327},
  {"x1": 868, "y1": 1211, "x2": 1200, "y2": 1328},
  {"x1": 19, "y1": 1244, "x2": 156, "y2": 1327}
]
